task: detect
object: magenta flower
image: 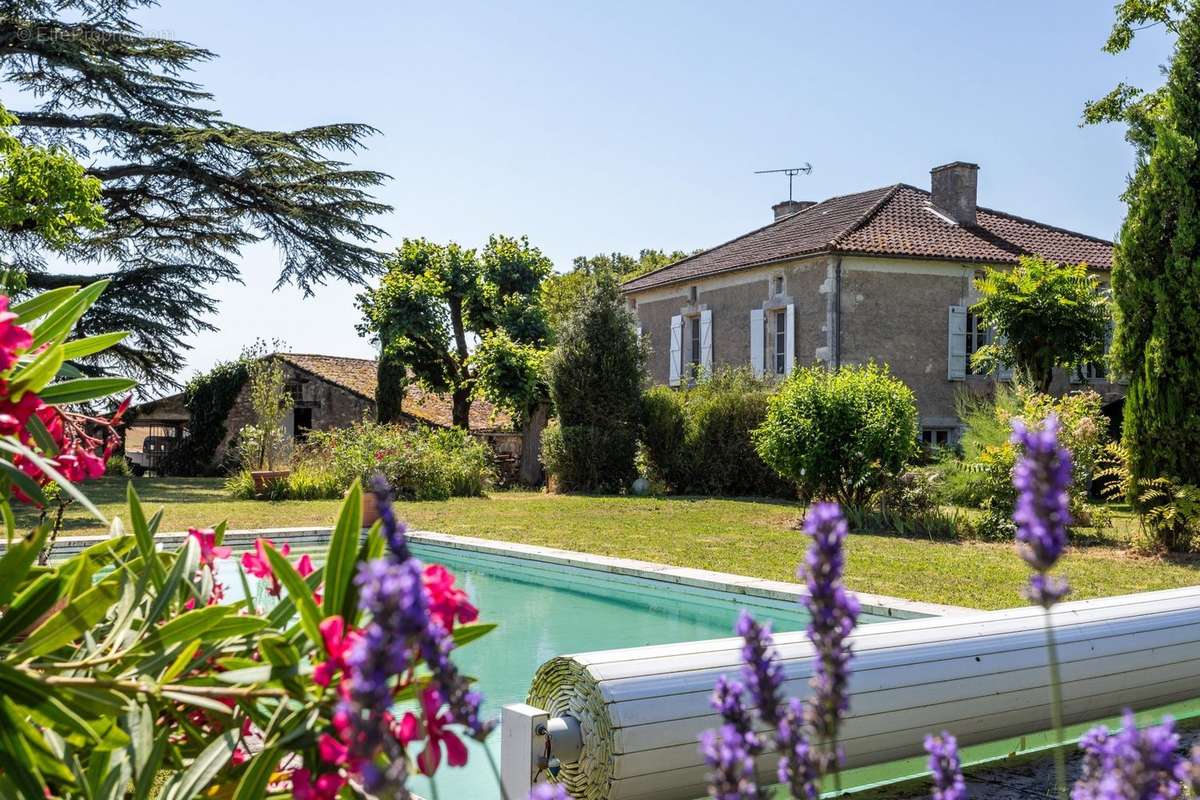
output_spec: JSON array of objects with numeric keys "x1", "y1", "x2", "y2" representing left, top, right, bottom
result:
[
  {"x1": 925, "y1": 731, "x2": 966, "y2": 800},
  {"x1": 241, "y1": 538, "x2": 291, "y2": 596},
  {"x1": 0, "y1": 297, "x2": 33, "y2": 372},
  {"x1": 313, "y1": 615, "x2": 359, "y2": 687},
  {"x1": 291, "y1": 767, "x2": 345, "y2": 800},
  {"x1": 188, "y1": 527, "x2": 231, "y2": 568},
  {"x1": 529, "y1": 783, "x2": 571, "y2": 800},
  {"x1": 424, "y1": 563, "x2": 479, "y2": 631},
  {"x1": 396, "y1": 687, "x2": 469, "y2": 776}
]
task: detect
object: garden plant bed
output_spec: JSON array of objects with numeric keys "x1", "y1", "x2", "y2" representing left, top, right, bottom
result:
[{"x1": 20, "y1": 477, "x2": 1200, "y2": 610}]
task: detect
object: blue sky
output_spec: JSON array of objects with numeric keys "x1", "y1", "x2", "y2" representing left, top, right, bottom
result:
[{"x1": 127, "y1": 0, "x2": 1172, "y2": 384}]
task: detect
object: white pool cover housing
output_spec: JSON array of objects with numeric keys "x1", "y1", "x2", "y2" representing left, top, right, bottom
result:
[{"x1": 506, "y1": 586, "x2": 1200, "y2": 800}]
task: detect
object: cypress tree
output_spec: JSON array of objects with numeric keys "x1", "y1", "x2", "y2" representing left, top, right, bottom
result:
[
  {"x1": 0, "y1": 1, "x2": 389, "y2": 389},
  {"x1": 1109, "y1": 1, "x2": 1200, "y2": 486}
]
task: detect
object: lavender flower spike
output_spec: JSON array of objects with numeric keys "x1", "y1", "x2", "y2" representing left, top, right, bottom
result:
[
  {"x1": 736, "y1": 610, "x2": 785, "y2": 728},
  {"x1": 776, "y1": 698, "x2": 820, "y2": 800},
  {"x1": 924, "y1": 731, "x2": 966, "y2": 800},
  {"x1": 529, "y1": 782, "x2": 571, "y2": 800},
  {"x1": 1011, "y1": 415, "x2": 1073, "y2": 608},
  {"x1": 1072, "y1": 711, "x2": 1184, "y2": 799},
  {"x1": 700, "y1": 723, "x2": 760, "y2": 800},
  {"x1": 800, "y1": 501, "x2": 860, "y2": 768}
]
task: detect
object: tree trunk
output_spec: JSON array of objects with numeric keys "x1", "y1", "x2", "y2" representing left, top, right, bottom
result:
[
  {"x1": 451, "y1": 386, "x2": 472, "y2": 429},
  {"x1": 518, "y1": 401, "x2": 551, "y2": 486}
]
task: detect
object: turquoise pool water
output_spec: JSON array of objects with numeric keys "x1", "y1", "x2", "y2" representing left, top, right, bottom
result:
[{"x1": 221, "y1": 542, "x2": 893, "y2": 798}]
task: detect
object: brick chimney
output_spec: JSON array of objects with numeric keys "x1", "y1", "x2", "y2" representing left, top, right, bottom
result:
[
  {"x1": 930, "y1": 161, "x2": 979, "y2": 226},
  {"x1": 772, "y1": 199, "x2": 815, "y2": 221}
]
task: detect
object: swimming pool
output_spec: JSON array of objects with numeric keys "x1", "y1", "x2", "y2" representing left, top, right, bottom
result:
[{"x1": 231, "y1": 539, "x2": 895, "y2": 799}]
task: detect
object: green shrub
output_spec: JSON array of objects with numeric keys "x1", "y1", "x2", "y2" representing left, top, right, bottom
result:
[
  {"x1": 224, "y1": 468, "x2": 255, "y2": 499},
  {"x1": 286, "y1": 460, "x2": 343, "y2": 500},
  {"x1": 308, "y1": 421, "x2": 493, "y2": 501},
  {"x1": 641, "y1": 370, "x2": 794, "y2": 497},
  {"x1": 105, "y1": 454, "x2": 133, "y2": 477},
  {"x1": 544, "y1": 273, "x2": 643, "y2": 492},
  {"x1": 753, "y1": 363, "x2": 918, "y2": 506}
]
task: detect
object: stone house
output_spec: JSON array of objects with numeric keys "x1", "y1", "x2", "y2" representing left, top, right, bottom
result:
[
  {"x1": 125, "y1": 353, "x2": 517, "y2": 474},
  {"x1": 621, "y1": 162, "x2": 1121, "y2": 444}
]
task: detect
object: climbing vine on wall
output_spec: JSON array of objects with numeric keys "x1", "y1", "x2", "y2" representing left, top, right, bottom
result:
[{"x1": 159, "y1": 355, "x2": 251, "y2": 475}]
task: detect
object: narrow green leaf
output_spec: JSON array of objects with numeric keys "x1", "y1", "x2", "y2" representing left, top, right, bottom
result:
[
  {"x1": 140, "y1": 535, "x2": 198, "y2": 631},
  {"x1": 451, "y1": 621, "x2": 497, "y2": 648},
  {"x1": 11, "y1": 285, "x2": 78, "y2": 324},
  {"x1": 59, "y1": 331, "x2": 130, "y2": 361},
  {"x1": 160, "y1": 729, "x2": 238, "y2": 800},
  {"x1": 38, "y1": 376, "x2": 137, "y2": 406},
  {"x1": 15, "y1": 577, "x2": 122, "y2": 657},
  {"x1": 203, "y1": 615, "x2": 269, "y2": 641},
  {"x1": 9, "y1": 343, "x2": 65, "y2": 396},
  {"x1": 147, "y1": 605, "x2": 234, "y2": 650},
  {"x1": 262, "y1": 543, "x2": 322, "y2": 650},
  {"x1": 0, "y1": 697, "x2": 47, "y2": 797},
  {"x1": 232, "y1": 746, "x2": 280, "y2": 800},
  {"x1": 131, "y1": 705, "x2": 168, "y2": 799},
  {"x1": 325, "y1": 480, "x2": 361, "y2": 619},
  {"x1": 0, "y1": 458, "x2": 48, "y2": 507},
  {"x1": 0, "y1": 524, "x2": 49, "y2": 606},
  {"x1": 160, "y1": 639, "x2": 202, "y2": 683},
  {"x1": 0, "y1": 573, "x2": 64, "y2": 645},
  {"x1": 24, "y1": 412, "x2": 59, "y2": 456},
  {"x1": 30, "y1": 280, "x2": 109, "y2": 349},
  {"x1": 126, "y1": 482, "x2": 164, "y2": 589},
  {"x1": 0, "y1": 664, "x2": 99, "y2": 743}
]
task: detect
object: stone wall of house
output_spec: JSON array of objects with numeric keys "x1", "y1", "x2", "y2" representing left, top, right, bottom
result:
[
  {"x1": 633, "y1": 256, "x2": 827, "y2": 385},
  {"x1": 630, "y1": 256, "x2": 1127, "y2": 435},
  {"x1": 216, "y1": 360, "x2": 374, "y2": 466}
]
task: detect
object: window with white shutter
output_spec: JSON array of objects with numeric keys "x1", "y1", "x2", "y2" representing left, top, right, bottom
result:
[
  {"x1": 669, "y1": 315, "x2": 683, "y2": 387},
  {"x1": 947, "y1": 305, "x2": 967, "y2": 381},
  {"x1": 784, "y1": 303, "x2": 795, "y2": 376},
  {"x1": 700, "y1": 309, "x2": 713, "y2": 377},
  {"x1": 750, "y1": 308, "x2": 764, "y2": 378}
]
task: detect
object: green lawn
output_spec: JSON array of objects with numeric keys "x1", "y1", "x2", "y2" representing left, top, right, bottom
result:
[{"x1": 22, "y1": 477, "x2": 1200, "y2": 611}]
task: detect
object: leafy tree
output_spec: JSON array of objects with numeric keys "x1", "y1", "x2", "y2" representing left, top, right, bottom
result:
[
  {"x1": 0, "y1": 0, "x2": 390, "y2": 389},
  {"x1": 240, "y1": 354, "x2": 293, "y2": 471},
  {"x1": 542, "y1": 248, "x2": 687, "y2": 336},
  {"x1": 1091, "y1": 0, "x2": 1200, "y2": 487},
  {"x1": 473, "y1": 329, "x2": 550, "y2": 485},
  {"x1": 357, "y1": 235, "x2": 552, "y2": 428},
  {"x1": 542, "y1": 273, "x2": 644, "y2": 492},
  {"x1": 970, "y1": 257, "x2": 1111, "y2": 392}
]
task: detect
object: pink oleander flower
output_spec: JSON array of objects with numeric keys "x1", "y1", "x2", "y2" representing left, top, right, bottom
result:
[
  {"x1": 296, "y1": 553, "x2": 324, "y2": 604},
  {"x1": 188, "y1": 527, "x2": 232, "y2": 568},
  {"x1": 241, "y1": 538, "x2": 291, "y2": 597},
  {"x1": 314, "y1": 616, "x2": 360, "y2": 687},
  {"x1": 291, "y1": 768, "x2": 345, "y2": 800},
  {"x1": 397, "y1": 687, "x2": 469, "y2": 776},
  {"x1": 423, "y1": 563, "x2": 478, "y2": 631},
  {"x1": 0, "y1": 297, "x2": 33, "y2": 372}
]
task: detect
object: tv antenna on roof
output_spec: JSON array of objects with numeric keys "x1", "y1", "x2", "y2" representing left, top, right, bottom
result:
[{"x1": 754, "y1": 164, "x2": 813, "y2": 202}]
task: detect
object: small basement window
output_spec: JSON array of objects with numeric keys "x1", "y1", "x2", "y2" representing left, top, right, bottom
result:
[
  {"x1": 773, "y1": 275, "x2": 784, "y2": 296},
  {"x1": 688, "y1": 285, "x2": 698, "y2": 304},
  {"x1": 920, "y1": 427, "x2": 954, "y2": 448}
]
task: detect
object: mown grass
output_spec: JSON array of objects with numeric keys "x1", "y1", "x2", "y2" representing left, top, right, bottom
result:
[{"x1": 21, "y1": 477, "x2": 1200, "y2": 611}]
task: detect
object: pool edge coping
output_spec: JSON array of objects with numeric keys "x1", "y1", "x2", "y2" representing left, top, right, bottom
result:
[{"x1": 16, "y1": 525, "x2": 976, "y2": 619}]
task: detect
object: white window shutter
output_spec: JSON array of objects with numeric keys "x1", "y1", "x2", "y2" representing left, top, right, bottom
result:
[
  {"x1": 700, "y1": 309, "x2": 713, "y2": 376},
  {"x1": 750, "y1": 308, "x2": 764, "y2": 378},
  {"x1": 784, "y1": 303, "x2": 796, "y2": 375},
  {"x1": 669, "y1": 315, "x2": 683, "y2": 387},
  {"x1": 947, "y1": 305, "x2": 967, "y2": 381}
]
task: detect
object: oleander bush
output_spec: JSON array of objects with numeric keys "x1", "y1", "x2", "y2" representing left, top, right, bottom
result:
[
  {"x1": 753, "y1": 363, "x2": 918, "y2": 506},
  {"x1": 641, "y1": 369, "x2": 794, "y2": 497}
]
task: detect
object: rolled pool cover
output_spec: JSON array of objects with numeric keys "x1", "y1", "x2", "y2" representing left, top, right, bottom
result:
[{"x1": 526, "y1": 586, "x2": 1200, "y2": 800}]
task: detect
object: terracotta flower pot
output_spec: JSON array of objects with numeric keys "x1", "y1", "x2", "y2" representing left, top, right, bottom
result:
[
  {"x1": 357, "y1": 486, "x2": 380, "y2": 527},
  {"x1": 251, "y1": 469, "x2": 291, "y2": 494}
]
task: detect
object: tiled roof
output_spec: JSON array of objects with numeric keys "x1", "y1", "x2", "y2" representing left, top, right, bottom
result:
[
  {"x1": 622, "y1": 183, "x2": 1113, "y2": 292},
  {"x1": 276, "y1": 353, "x2": 511, "y2": 431}
]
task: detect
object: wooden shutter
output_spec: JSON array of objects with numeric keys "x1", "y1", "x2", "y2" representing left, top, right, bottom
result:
[
  {"x1": 947, "y1": 305, "x2": 967, "y2": 381},
  {"x1": 784, "y1": 303, "x2": 796, "y2": 376},
  {"x1": 700, "y1": 309, "x2": 713, "y2": 376},
  {"x1": 750, "y1": 308, "x2": 764, "y2": 378},
  {"x1": 669, "y1": 315, "x2": 683, "y2": 387}
]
